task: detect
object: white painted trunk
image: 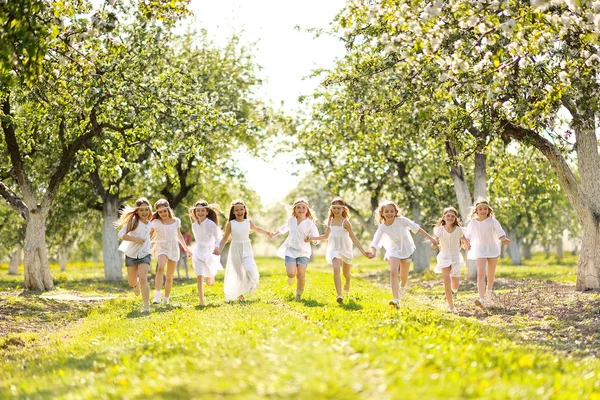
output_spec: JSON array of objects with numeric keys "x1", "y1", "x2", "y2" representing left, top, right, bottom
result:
[
  {"x1": 522, "y1": 243, "x2": 532, "y2": 260},
  {"x1": 410, "y1": 202, "x2": 430, "y2": 272},
  {"x1": 23, "y1": 212, "x2": 54, "y2": 291},
  {"x1": 576, "y1": 215, "x2": 600, "y2": 290},
  {"x1": 58, "y1": 245, "x2": 70, "y2": 272},
  {"x1": 102, "y1": 195, "x2": 122, "y2": 280},
  {"x1": 473, "y1": 152, "x2": 487, "y2": 201},
  {"x1": 8, "y1": 245, "x2": 22, "y2": 275},
  {"x1": 556, "y1": 238, "x2": 563, "y2": 260},
  {"x1": 506, "y1": 230, "x2": 522, "y2": 265}
]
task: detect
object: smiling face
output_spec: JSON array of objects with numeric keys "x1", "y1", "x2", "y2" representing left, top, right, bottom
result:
[
  {"x1": 382, "y1": 205, "x2": 397, "y2": 222},
  {"x1": 330, "y1": 204, "x2": 344, "y2": 217},
  {"x1": 294, "y1": 203, "x2": 308, "y2": 217},
  {"x1": 137, "y1": 205, "x2": 151, "y2": 221},
  {"x1": 195, "y1": 207, "x2": 208, "y2": 221},
  {"x1": 476, "y1": 204, "x2": 490, "y2": 219},
  {"x1": 156, "y1": 205, "x2": 171, "y2": 220},
  {"x1": 442, "y1": 210, "x2": 457, "y2": 226},
  {"x1": 233, "y1": 205, "x2": 246, "y2": 219}
]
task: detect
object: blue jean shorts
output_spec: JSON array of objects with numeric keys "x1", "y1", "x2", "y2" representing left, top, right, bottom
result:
[
  {"x1": 125, "y1": 254, "x2": 151, "y2": 267},
  {"x1": 285, "y1": 256, "x2": 310, "y2": 267}
]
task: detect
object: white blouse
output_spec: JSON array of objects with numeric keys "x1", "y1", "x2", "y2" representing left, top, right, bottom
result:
[
  {"x1": 118, "y1": 220, "x2": 152, "y2": 259},
  {"x1": 465, "y1": 217, "x2": 506, "y2": 259},
  {"x1": 191, "y1": 219, "x2": 221, "y2": 251},
  {"x1": 276, "y1": 217, "x2": 320, "y2": 259},
  {"x1": 370, "y1": 217, "x2": 420, "y2": 260}
]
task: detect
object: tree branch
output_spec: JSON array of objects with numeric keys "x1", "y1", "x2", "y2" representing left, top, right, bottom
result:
[{"x1": 0, "y1": 182, "x2": 29, "y2": 221}]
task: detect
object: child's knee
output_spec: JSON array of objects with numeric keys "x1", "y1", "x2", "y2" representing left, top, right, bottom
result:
[
  {"x1": 287, "y1": 271, "x2": 296, "y2": 278},
  {"x1": 343, "y1": 271, "x2": 352, "y2": 279}
]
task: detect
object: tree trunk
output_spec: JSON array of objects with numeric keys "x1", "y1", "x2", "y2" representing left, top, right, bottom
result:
[
  {"x1": 58, "y1": 244, "x2": 71, "y2": 272},
  {"x1": 8, "y1": 245, "x2": 22, "y2": 275},
  {"x1": 576, "y1": 215, "x2": 600, "y2": 290},
  {"x1": 506, "y1": 230, "x2": 522, "y2": 265},
  {"x1": 545, "y1": 245, "x2": 551, "y2": 259},
  {"x1": 23, "y1": 212, "x2": 54, "y2": 291},
  {"x1": 410, "y1": 201, "x2": 430, "y2": 272},
  {"x1": 473, "y1": 152, "x2": 487, "y2": 201},
  {"x1": 102, "y1": 194, "x2": 122, "y2": 280},
  {"x1": 556, "y1": 238, "x2": 563, "y2": 260},
  {"x1": 522, "y1": 242, "x2": 532, "y2": 260}
]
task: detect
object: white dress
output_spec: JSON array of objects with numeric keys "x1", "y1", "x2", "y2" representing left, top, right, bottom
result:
[
  {"x1": 223, "y1": 219, "x2": 259, "y2": 301},
  {"x1": 191, "y1": 219, "x2": 223, "y2": 278},
  {"x1": 276, "y1": 217, "x2": 320, "y2": 259},
  {"x1": 433, "y1": 225, "x2": 465, "y2": 277},
  {"x1": 152, "y1": 217, "x2": 181, "y2": 261},
  {"x1": 326, "y1": 220, "x2": 353, "y2": 265},
  {"x1": 465, "y1": 217, "x2": 506, "y2": 260},
  {"x1": 118, "y1": 221, "x2": 152, "y2": 259},
  {"x1": 370, "y1": 217, "x2": 420, "y2": 260}
]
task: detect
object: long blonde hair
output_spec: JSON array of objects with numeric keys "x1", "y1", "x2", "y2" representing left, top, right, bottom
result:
[
  {"x1": 116, "y1": 197, "x2": 151, "y2": 233},
  {"x1": 152, "y1": 198, "x2": 174, "y2": 221},
  {"x1": 327, "y1": 197, "x2": 350, "y2": 225},
  {"x1": 470, "y1": 199, "x2": 494, "y2": 219},
  {"x1": 376, "y1": 200, "x2": 401, "y2": 224},
  {"x1": 435, "y1": 207, "x2": 462, "y2": 227},
  {"x1": 291, "y1": 198, "x2": 315, "y2": 220}
]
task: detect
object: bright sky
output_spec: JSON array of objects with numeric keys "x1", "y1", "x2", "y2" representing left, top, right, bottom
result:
[{"x1": 189, "y1": 0, "x2": 347, "y2": 205}]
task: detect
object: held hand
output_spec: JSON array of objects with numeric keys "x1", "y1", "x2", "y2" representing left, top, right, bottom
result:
[
  {"x1": 137, "y1": 237, "x2": 146, "y2": 244},
  {"x1": 214, "y1": 248, "x2": 221, "y2": 256},
  {"x1": 186, "y1": 250, "x2": 192, "y2": 257},
  {"x1": 430, "y1": 238, "x2": 439, "y2": 248},
  {"x1": 502, "y1": 238, "x2": 511, "y2": 245},
  {"x1": 304, "y1": 236, "x2": 312, "y2": 243}
]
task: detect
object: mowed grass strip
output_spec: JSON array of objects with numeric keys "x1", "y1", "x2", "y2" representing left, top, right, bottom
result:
[{"x1": 1, "y1": 257, "x2": 599, "y2": 399}]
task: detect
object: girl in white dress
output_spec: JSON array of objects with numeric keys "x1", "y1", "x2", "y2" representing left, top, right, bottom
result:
[
  {"x1": 465, "y1": 199, "x2": 511, "y2": 309},
  {"x1": 270, "y1": 198, "x2": 320, "y2": 301},
  {"x1": 116, "y1": 197, "x2": 153, "y2": 312},
  {"x1": 189, "y1": 200, "x2": 223, "y2": 306},
  {"x1": 305, "y1": 197, "x2": 370, "y2": 304},
  {"x1": 150, "y1": 199, "x2": 192, "y2": 305},
  {"x1": 215, "y1": 200, "x2": 271, "y2": 302},
  {"x1": 432, "y1": 207, "x2": 470, "y2": 313},
  {"x1": 368, "y1": 201, "x2": 438, "y2": 309}
]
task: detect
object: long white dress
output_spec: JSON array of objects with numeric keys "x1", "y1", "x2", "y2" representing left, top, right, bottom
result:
[
  {"x1": 275, "y1": 217, "x2": 320, "y2": 259},
  {"x1": 152, "y1": 217, "x2": 181, "y2": 261},
  {"x1": 433, "y1": 225, "x2": 466, "y2": 277},
  {"x1": 223, "y1": 219, "x2": 259, "y2": 301},
  {"x1": 465, "y1": 217, "x2": 506, "y2": 260},
  {"x1": 326, "y1": 220, "x2": 353, "y2": 265},
  {"x1": 370, "y1": 217, "x2": 420, "y2": 260},
  {"x1": 191, "y1": 219, "x2": 223, "y2": 278}
]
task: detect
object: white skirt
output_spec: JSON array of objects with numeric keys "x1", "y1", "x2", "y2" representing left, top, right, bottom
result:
[
  {"x1": 193, "y1": 245, "x2": 223, "y2": 278},
  {"x1": 223, "y1": 241, "x2": 259, "y2": 301},
  {"x1": 155, "y1": 239, "x2": 180, "y2": 261},
  {"x1": 434, "y1": 251, "x2": 465, "y2": 277}
]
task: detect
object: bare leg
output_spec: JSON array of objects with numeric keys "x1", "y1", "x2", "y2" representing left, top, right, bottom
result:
[
  {"x1": 486, "y1": 257, "x2": 498, "y2": 291},
  {"x1": 197, "y1": 276, "x2": 205, "y2": 305},
  {"x1": 332, "y1": 258, "x2": 342, "y2": 297},
  {"x1": 399, "y1": 259, "x2": 410, "y2": 288},
  {"x1": 451, "y1": 277, "x2": 460, "y2": 293},
  {"x1": 155, "y1": 255, "x2": 168, "y2": 292},
  {"x1": 442, "y1": 267, "x2": 453, "y2": 309},
  {"x1": 127, "y1": 265, "x2": 138, "y2": 288},
  {"x1": 286, "y1": 262, "x2": 297, "y2": 285},
  {"x1": 389, "y1": 257, "x2": 400, "y2": 299},
  {"x1": 296, "y1": 265, "x2": 307, "y2": 296},
  {"x1": 164, "y1": 259, "x2": 177, "y2": 298},
  {"x1": 476, "y1": 258, "x2": 487, "y2": 299},
  {"x1": 138, "y1": 263, "x2": 150, "y2": 308},
  {"x1": 342, "y1": 262, "x2": 352, "y2": 293}
]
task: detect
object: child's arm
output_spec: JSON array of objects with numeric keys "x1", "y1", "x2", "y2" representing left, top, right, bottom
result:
[
  {"x1": 270, "y1": 220, "x2": 290, "y2": 239},
  {"x1": 305, "y1": 226, "x2": 330, "y2": 242},
  {"x1": 493, "y1": 219, "x2": 511, "y2": 245},
  {"x1": 417, "y1": 228, "x2": 438, "y2": 247},
  {"x1": 119, "y1": 226, "x2": 145, "y2": 244},
  {"x1": 250, "y1": 220, "x2": 271, "y2": 236},
  {"x1": 343, "y1": 220, "x2": 369, "y2": 257},
  {"x1": 307, "y1": 222, "x2": 321, "y2": 245},
  {"x1": 215, "y1": 222, "x2": 232, "y2": 255},
  {"x1": 368, "y1": 225, "x2": 384, "y2": 258},
  {"x1": 460, "y1": 236, "x2": 471, "y2": 251},
  {"x1": 177, "y1": 227, "x2": 192, "y2": 257}
]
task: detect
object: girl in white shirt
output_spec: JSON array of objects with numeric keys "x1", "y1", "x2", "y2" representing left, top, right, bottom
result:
[
  {"x1": 271, "y1": 198, "x2": 320, "y2": 301},
  {"x1": 305, "y1": 197, "x2": 371, "y2": 304},
  {"x1": 116, "y1": 197, "x2": 153, "y2": 312},
  {"x1": 189, "y1": 200, "x2": 223, "y2": 306},
  {"x1": 432, "y1": 207, "x2": 470, "y2": 313},
  {"x1": 465, "y1": 199, "x2": 511, "y2": 309},
  {"x1": 151, "y1": 199, "x2": 192, "y2": 305},
  {"x1": 368, "y1": 201, "x2": 438, "y2": 309}
]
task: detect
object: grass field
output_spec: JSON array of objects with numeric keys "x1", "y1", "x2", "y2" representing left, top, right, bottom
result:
[{"x1": 1, "y1": 255, "x2": 599, "y2": 399}]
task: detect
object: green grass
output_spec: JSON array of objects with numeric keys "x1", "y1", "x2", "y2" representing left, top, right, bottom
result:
[{"x1": 1, "y1": 256, "x2": 599, "y2": 399}]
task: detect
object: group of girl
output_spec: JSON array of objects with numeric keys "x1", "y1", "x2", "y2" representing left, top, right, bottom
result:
[{"x1": 117, "y1": 196, "x2": 510, "y2": 314}]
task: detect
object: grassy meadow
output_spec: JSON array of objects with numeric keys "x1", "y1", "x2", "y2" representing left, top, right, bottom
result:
[{"x1": 1, "y1": 255, "x2": 599, "y2": 399}]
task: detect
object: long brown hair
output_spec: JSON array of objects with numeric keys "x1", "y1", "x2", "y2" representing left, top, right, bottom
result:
[
  {"x1": 327, "y1": 197, "x2": 350, "y2": 225},
  {"x1": 470, "y1": 199, "x2": 495, "y2": 219},
  {"x1": 291, "y1": 198, "x2": 315, "y2": 220},
  {"x1": 189, "y1": 199, "x2": 219, "y2": 225},
  {"x1": 116, "y1": 197, "x2": 151, "y2": 233},
  {"x1": 435, "y1": 207, "x2": 463, "y2": 227},
  {"x1": 376, "y1": 200, "x2": 401, "y2": 224},
  {"x1": 152, "y1": 198, "x2": 173, "y2": 221},
  {"x1": 228, "y1": 199, "x2": 248, "y2": 221}
]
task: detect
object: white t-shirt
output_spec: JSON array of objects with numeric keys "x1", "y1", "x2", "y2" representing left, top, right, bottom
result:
[
  {"x1": 465, "y1": 217, "x2": 506, "y2": 259},
  {"x1": 118, "y1": 220, "x2": 152, "y2": 259},
  {"x1": 276, "y1": 217, "x2": 320, "y2": 259},
  {"x1": 370, "y1": 217, "x2": 420, "y2": 260}
]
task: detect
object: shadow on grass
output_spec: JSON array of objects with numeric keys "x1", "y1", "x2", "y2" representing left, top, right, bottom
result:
[
  {"x1": 194, "y1": 303, "x2": 227, "y2": 310},
  {"x1": 298, "y1": 298, "x2": 325, "y2": 308},
  {"x1": 339, "y1": 299, "x2": 362, "y2": 311}
]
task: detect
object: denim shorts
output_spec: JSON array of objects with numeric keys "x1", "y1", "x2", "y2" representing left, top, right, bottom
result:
[
  {"x1": 285, "y1": 256, "x2": 310, "y2": 267},
  {"x1": 125, "y1": 254, "x2": 151, "y2": 267}
]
